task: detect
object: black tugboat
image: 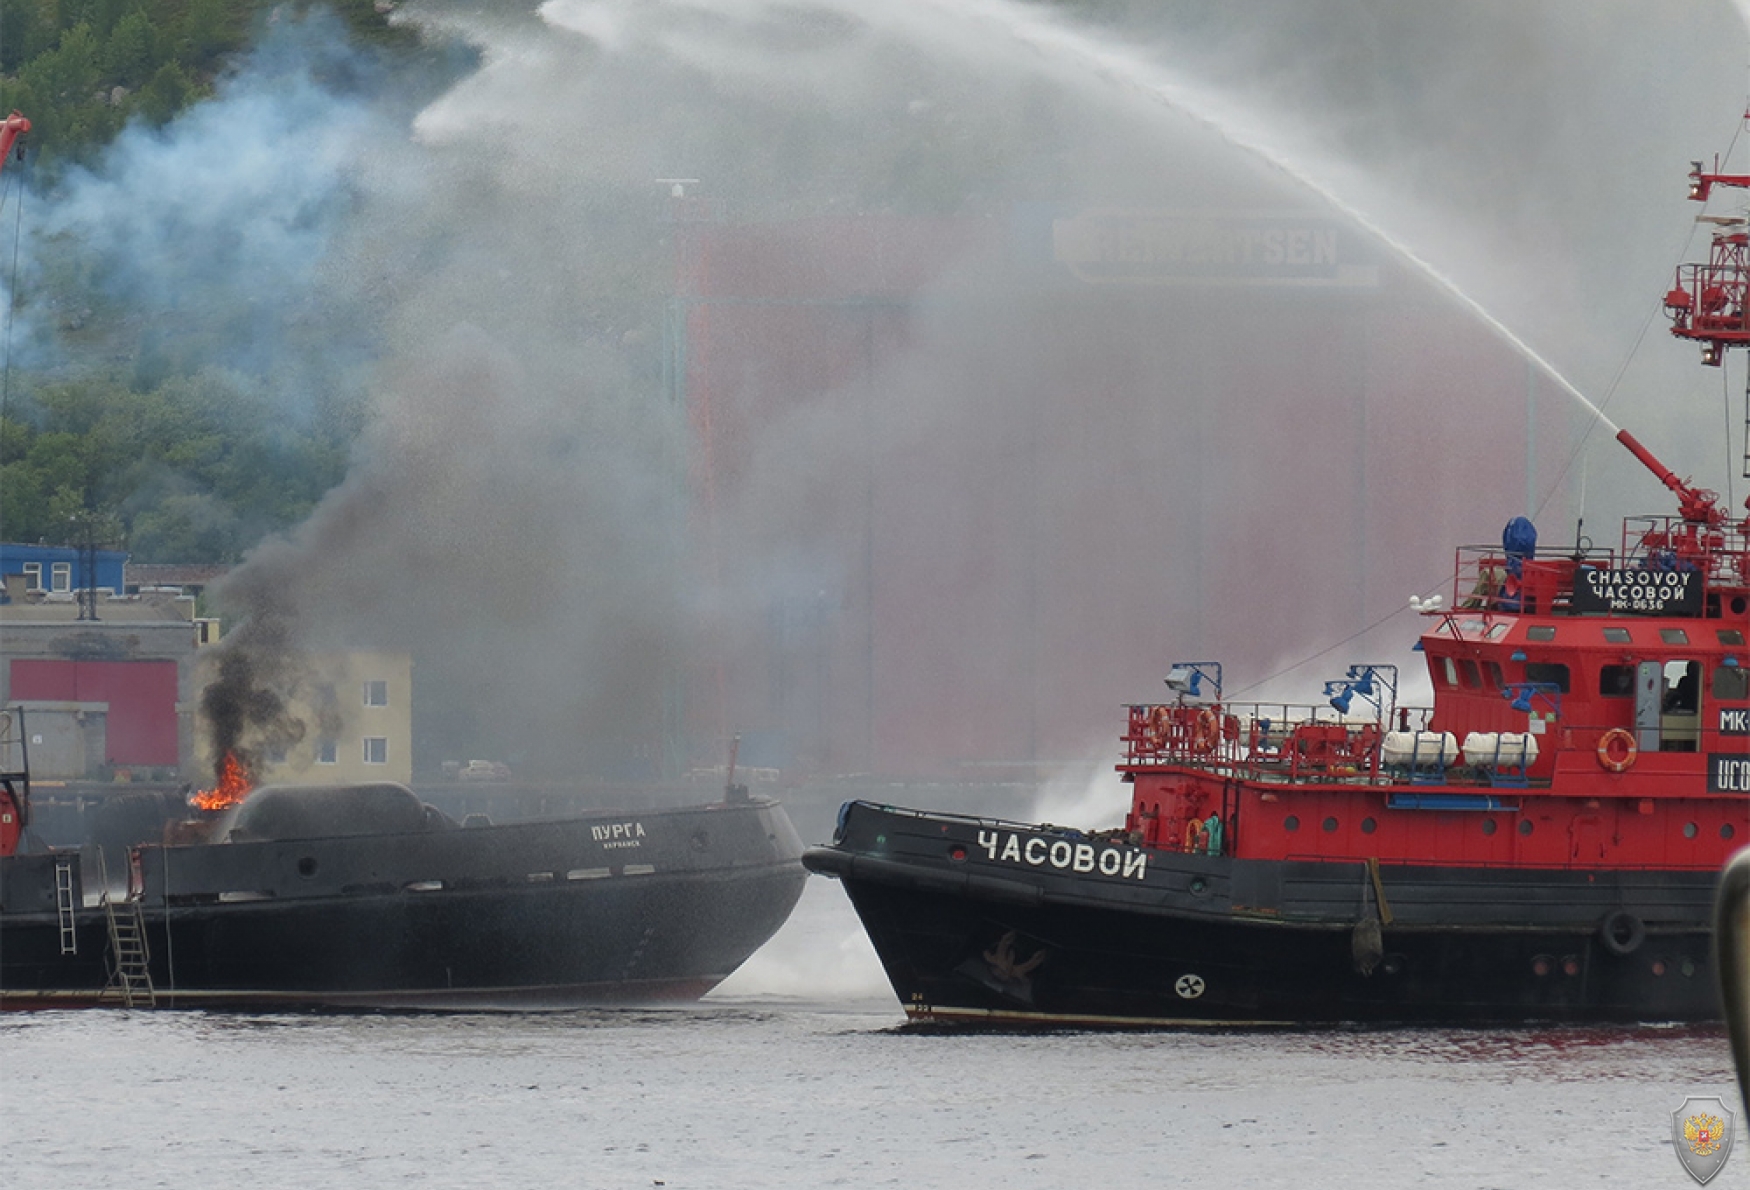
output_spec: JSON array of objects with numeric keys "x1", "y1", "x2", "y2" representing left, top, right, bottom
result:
[
  {"x1": 0, "y1": 720, "x2": 806, "y2": 1009},
  {"x1": 803, "y1": 137, "x2": 1750, "y2": 1028}
]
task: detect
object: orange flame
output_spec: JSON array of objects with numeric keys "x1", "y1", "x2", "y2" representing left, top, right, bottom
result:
[{"x1": 191, "y1": 752, "x2": 252, "y2": 812}]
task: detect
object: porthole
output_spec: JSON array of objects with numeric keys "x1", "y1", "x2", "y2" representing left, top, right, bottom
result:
[
  {"x1": 1284, "y1": 815, "x2": 1300, "y2": 832},
  {"x1": 1651, "y1": 959, "x2": 1668, "y2": 976},
  {"x1": 1481, "y1": 818, "x2": 1498, "y2": 836},
  {"x1": 1360, "y1": 817, "x2": 1376, "y2": 835},
  {"x1": 297, "y1": 856, "x2": 318, "y2": 878},
  {"x1": 1561, "y1": 956, "x2": 1580, "y2": 977},
  {"x1": 1518, "y1": 820, "x2": 1534, "y2": 837},
  {"x1": 1683, "y1": 822, "x2": 1698, "y2": 839},
  {"x1": 1322, "y1": 816, "x2": 1339, "y2": 833},
  {"x1": 1680, "y1": 958, "x2": 1697, "y2": 978},
  {"x1": 1723, "y1": 824, "x2": 1737, "y2": 841},
  {"x1": 1531, "y1": 955, "x2": 1554, "y2": 977}
]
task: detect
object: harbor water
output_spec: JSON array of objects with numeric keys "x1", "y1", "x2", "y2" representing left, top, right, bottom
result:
[{"x1": 3, "y1": 874, "x2": 1741, "y2": 1190}]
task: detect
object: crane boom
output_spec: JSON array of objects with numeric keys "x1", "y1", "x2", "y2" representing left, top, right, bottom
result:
[{"x1": 0, "y1": 112, "x2": 29, "y2": 178}]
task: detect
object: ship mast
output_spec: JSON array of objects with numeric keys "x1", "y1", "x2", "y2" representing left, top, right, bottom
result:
[{"x1": 1664, "y1": 112, "x2": 1750, "y2": 485}]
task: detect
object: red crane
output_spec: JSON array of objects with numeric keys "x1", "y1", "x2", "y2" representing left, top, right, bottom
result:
[
  {"x1": 0, "y1": 111, "x2": 28, "y2": 171},
  {"x1": 0, "y1": 110, "x2": 27, "y2": 857}
]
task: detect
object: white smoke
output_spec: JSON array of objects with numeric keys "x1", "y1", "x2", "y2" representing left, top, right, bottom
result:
[{"x1": 15, "y1": 0, "x2": 1747, "y2": 776}]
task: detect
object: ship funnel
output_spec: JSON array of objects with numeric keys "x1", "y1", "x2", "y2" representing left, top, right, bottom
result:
[{"x1": 1615, "y1": 429, "x2": 1722, "y2": 525}]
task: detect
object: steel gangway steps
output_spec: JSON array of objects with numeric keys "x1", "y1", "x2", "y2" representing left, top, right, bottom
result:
[{"x1": 100, "y1": 896, "x2": 156, "y2": 1008}]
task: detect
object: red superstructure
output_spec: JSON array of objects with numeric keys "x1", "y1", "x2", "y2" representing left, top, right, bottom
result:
[
  {"x1": 1123, "y1": 135, "x2": 1750, "y2": 881},
  {"x1": 1119, "y1": 431, "x2": 1748, "y2": 875}
]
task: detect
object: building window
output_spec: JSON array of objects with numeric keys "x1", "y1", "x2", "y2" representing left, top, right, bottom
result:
[
  {"x1": 50, "y1": 562, "x2": 71, "y2": 592},
  {"x1": 317, "y1": 739, "x2": 338, "y2": 765},
  {"x1": 1603, "y1": 627, "x2": 1632, "y2": 643},
  {"x1": 21, "y1": 562, "x2": 41, "y2": 591},
  {"x1": 363, "y1": 680, "x2": 389, "y2": 707},
  {"x1": 363, "y1": 737, "x2": 388, "y2": 765}
]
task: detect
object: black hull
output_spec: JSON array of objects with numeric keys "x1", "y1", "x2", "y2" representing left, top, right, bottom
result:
[
  {"x1": 1, "y1": 797, "x2": 805, "y2": 1010},
  {"x1": 805, "y1": 802, "x2": 1723, "y2": 1027}
]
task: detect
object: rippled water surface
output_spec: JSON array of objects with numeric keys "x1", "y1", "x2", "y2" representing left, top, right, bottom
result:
[{"x1": 4, "y1": 880, "x2": 1742, "y2": 1190}]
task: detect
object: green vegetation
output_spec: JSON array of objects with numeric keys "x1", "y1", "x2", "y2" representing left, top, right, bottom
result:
[
  {"x1": 0, "y1": 0, "x2": 416, "y2": 562},
  {"x1": 0, "y1": 0, "x2": 413, "y2": 175},
  {"x1": 0, "y1": 370, "x2": 360, "y2": 561}
]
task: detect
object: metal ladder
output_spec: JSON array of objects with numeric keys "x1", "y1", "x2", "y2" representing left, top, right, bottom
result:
[
  {"x1": 53, "y1": 856, "x2": 78, "y2": 955},
  {"x1": 101, "y1": 895, "x2": 156, "y2": 1008}
]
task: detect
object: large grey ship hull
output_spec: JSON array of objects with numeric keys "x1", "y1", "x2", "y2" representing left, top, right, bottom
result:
[{"x1": 1, "y1": 795, "x2": 805, "y2": 1009}]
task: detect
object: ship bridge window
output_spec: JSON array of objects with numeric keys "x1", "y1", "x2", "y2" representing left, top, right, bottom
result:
[
  {"x1": 1441, "y1": 657, "x2": 1459, "y2": 687},
  {"x1": 1600, "y1": 665, "x2": 1635, "y2": 698},
  {"x1": 1485, "y1": 624, "x2": 1510, "y2": 641},
  {"x1": 1661, "y1": 660, "x2": 1701, "y2": 752},
  {"x1": 1720, "y1": 629, "x2": 1746, "y2": 646},
  {"x1": 1663, "y1": 661, "x2": 1701, "y2": 712},
  {"x1": 1715, "y1": 665, "x2": 1750, "y2": 702},
  {"x1": 1459, "y1": 659, "x2": 1482, "y2": 689},
  {"x1": 1603, "y1": 627, "x2": 1632, "y2": 644},
  {"x1": 1524, "y1": 662, "x2": 1570, "y2": 693},
  {"x1": 1661, "y1": 628, "x2": 1691, "y2": 645},
  {"x1": 1484, "y1": 661, "x2": 1504, "y2": 690},
  {"x1": 1526, "y1": 626, "x2": 1556, "y2": 641}
]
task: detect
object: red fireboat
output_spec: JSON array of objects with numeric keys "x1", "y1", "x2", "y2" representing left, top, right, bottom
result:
[{"x1": 805, "y1": 127, "x2": 1750, "y2": 1026}]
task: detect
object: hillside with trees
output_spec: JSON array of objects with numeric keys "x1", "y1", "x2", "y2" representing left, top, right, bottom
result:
[
  {"x1": 0, "y1": 0, "x2": 414, "y2": 174},
  {"x1": 0, "y1": 0, "x2": 424, "y2": 563}
]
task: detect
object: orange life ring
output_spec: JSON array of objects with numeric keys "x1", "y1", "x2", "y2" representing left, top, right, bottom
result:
[
  {"x1": 1597, "y1": 728, "x2": 1637, "y2": 773},
  {"x1": 1193, "y1": 709, "x2": 1220, "y2": 753},
  {"x1": 1147, "y1": 706, "x2": 1171, "y2": 750}
]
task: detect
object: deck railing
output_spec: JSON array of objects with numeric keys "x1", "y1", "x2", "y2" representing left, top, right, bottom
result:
[
  {"x1": 1120, "y1": 701, "x2": 1668, "y2": 789},
  {"x1": 1449, "y1": 518, "x2": 1750, "y2": 616}
]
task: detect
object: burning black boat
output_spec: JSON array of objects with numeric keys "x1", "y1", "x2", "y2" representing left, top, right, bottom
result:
[{"x1": 0, "y1": 725, "x2": 805, "y2": 1009}]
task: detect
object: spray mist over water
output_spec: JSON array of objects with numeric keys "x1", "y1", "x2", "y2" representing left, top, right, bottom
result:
[{"x1": 910, "y1": 0, "x2": 1625, "y2": 436}]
